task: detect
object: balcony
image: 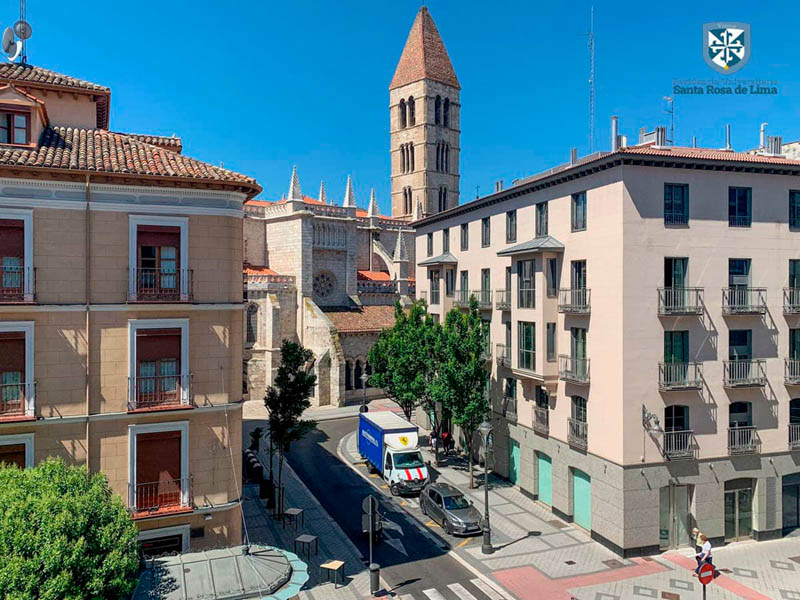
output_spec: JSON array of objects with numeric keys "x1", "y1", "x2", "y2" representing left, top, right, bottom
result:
[
  {"x1": 129, "y1": 476, "x2": 193, "y2": 515},
  {"x1": 128, "y1": 374, "x2": 192, "y2": 411},
  {"x1": 559, "y1": 355, "x2": 590, "y2": 384},
  {"x1": 663, "y1": 430, "x2": 695, "y2": 460},
  {"x1": 427, "y1": 288, "x2": 440, "y2": 305},
  {"x1": 658, "y1": 362, "x2": 703, "y2": 391},
  {"x1": 567, "y1": 418, "x2": 588, "y2": 450},
  {"x1": 454, "y1": 289, "x2": 470, "y2": 308},
  {"x1": 129, "y1": 268, "x2": 193, "y2": 302},
  {"x1": 790, "y1": 423, "x2": 800, "y2": 450},
  {"x1": 728, "y1": 426, "x2": 758, "y2": 454},
  {"x1": 533, "y1": 406, "x2": 549, "y2": 436},
  {"x1": 784, "y1": 288, "x2": 800, "y2": 314},
  {"x1": 0, "y1": 381, "x2": 34, "y2": 419},
  {"x1": 518, "y1": 288, "x2": 535, "y2": 309},
  {"x1": 721, "y1": 287, "x2": 766, "y2": 315},
  {"x1": 786, "y1": 359, "x2": 800, "y2": 385},
  {"x1": 495, "y1": 289, "x2": 511, "y2": 310},
  {"x1": 496, "y1": 343, "x2": 511, "y2": 367},
  {"x1": 481, "y1": 340, "x2": 492, "y2": 361},
  {"x1": 658, "y1": 287, "x2": 704, "y2": 315},
  {"x1": 473, "y1": 290, "x2": 492, "y2": 310},
  {"x1": 723, "y1": 359, "x2": 767, "y2": 387},
  {"x1": 0, "y1": 266, "x2": 34, "y2": 303},
  {"x1": 558, "y1": 288, "x2": 590, "y2": 314}
]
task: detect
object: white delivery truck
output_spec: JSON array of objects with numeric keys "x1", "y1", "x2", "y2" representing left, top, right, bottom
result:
[{"x1": 358, "y1": 412, "x2": 429, "y2": 496}]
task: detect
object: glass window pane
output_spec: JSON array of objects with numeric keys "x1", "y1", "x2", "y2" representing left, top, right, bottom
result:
[
  {"x1": 13, "y1": 114, "x2": 25, "y2": 128},
  {"x1": 13, "y1": 128, "x2": 26, "y2": 144}
]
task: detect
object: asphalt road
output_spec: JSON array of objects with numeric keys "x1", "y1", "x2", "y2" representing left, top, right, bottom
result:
[{"x1": 285, "y1": 416, "x2": 498, "y2": 600}]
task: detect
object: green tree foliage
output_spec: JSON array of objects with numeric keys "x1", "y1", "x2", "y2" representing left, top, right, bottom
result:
[
  {"x1": 264, "y1": 340, "x2": 317, "y2": 507},
  {"x1": 433, "y1": 297, "x2": 490, "y2": 488},
  {"x1": 0, "y1": 457, "x2": 139, "y2": 600}
]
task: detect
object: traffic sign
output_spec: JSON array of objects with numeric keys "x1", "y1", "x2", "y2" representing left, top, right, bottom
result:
[{"x1": 698, "y1": 562, "x2": 714, "y2": 585}]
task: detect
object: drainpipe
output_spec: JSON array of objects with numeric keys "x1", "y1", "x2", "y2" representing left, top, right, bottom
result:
[{"x1": 84, "y1": 174, "x2": 91, "y2": 472}]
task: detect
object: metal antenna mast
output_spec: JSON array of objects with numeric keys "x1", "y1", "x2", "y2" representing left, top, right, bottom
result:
[
  {"x1": 588, "y1": 6, "x2": 595, "y2": 153},
  {"x1": 19, "y1": 0, "x2": 26, "y2": 63},
  {"x1": 663, "y1": 96, "x2": 674, "y2": 145}
]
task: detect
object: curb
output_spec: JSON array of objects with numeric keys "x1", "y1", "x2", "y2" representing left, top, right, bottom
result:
[{"x1": 336, "y1": 431, "x2": 516, "y2": 600}]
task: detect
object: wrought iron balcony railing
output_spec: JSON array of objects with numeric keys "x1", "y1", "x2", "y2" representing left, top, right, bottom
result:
[
  {"x1": 495, "y1": 289, "x2": 511, "y2": 310},
  {"x1": 558, "y1": 288, "x2": 591, "y2": 313},
  {"x1": 473, "y1": 289, "x2": 492, "y2": 309},
  {"x1": 0, "y1": 266, "x2": 34, "y2": 303},
  {"x1": 658, "y1": 287, "x2": 703, "y2": 315},
  {"x1": 728, "y1": 426, "x2": 758, "y2": 454},
  {"x1": 559, "y1": 355, "x2": 590, "y2": 384},
  {"x1": 721, "y1": 287, "x2": 766, "y2": 315},
  {"x1": 0, "y1": 381, "x2": 34, "y2": 417},
  {"x1": 129, "y1": 268, "x2": 193, "y2": 302},
  {"x1": 129, "y1": 476, "x2": 193, "y2": 513},
  {"x1": 496, "y1": 343, "x2": 511, "y2": 367},
  {"x1": 785, "y1": 288, "x2": 800, "y2": 314},
  {"x1": 567, "y1": 418, "x2": 588, "y2": 449},
  {"x1": 128, "y1": 374, "x2": 192, "y2": 411},
  {"x1": 518, "y1": 287, "x2": 535, "y2": 309},
  {"x1": 786, "y1": 359, "x2": 800, "y2": 385},
  {"x1": 790, "y1": 423, "x2": 800, "y2": 451},
  {"x1": 663, "y1": 430, "x2": 694, "y2": 460},
  {"x1": 454, "y1": 289, "x2": 470, "y2": 308},
  {"x1": 533, "y1": 406, "x2": 549, "y2": 436},
  {"x1": 658, "y1": 362, "x2": 703, "y2": 390},
  {"x1": 723, "y1": 359, "x2": 767, "y2": 387}
]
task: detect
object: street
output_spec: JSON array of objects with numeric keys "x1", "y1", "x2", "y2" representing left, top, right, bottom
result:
[{"x1": 286, "y1": 416, "x2": 503, "y2": 600}]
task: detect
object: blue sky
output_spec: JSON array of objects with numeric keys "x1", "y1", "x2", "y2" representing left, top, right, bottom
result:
[{"x1": 22, "y1": 1, "x2": 800, "y2": 214}]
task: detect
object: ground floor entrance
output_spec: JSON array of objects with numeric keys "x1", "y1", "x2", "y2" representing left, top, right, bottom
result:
[
  {"x1": 724, "y1": 479, "x2": 753, "y2": 542},
  {"x1": 659, "y1": 484, "x2": 692, "y2": 550},
  {"x1": 537, "y1": 452, "x2": 552, "y2": 506},
  {"x1": 572, "y1": 468, "x2": 591, "y2": 531},
  {"x1": 509, "y1": 439, "x2": 520, "y2": 485},
  {"x1": 783, "y1": 473, "x2": 800, "y2": 535}
]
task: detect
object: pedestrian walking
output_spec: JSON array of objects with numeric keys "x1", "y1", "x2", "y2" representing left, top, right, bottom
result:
[
  {"x1": 441, "y1": 431, "x2": 451, "y2": 456},
  {"x1": 692, "y1": 533, "x2": 713, "y2": 576},
  {"x1": 430, "y1": 431, "x2": 438, "y2": 452}
]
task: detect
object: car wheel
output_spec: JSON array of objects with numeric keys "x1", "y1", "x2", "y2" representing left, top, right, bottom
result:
[
  {"x1": 420, "y1": 500, "x2": 427, "y2": 515},
  {"x1": 443, "y1": 519, "x2": 453, "y2": 535},
  {"x1": 390, "y1": 483, "x2": 400, "y2": 496}
]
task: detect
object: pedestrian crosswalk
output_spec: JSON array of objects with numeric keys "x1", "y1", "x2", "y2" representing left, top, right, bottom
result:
[{"x1": 391, "y1": 578, "x2": 506, "y2": 600}]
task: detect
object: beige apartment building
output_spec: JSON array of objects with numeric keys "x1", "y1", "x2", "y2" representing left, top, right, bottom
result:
[
  {"x1": 0, "y1": 62, "x2": 259, "y2": 556},
  {"x1": 415, "y1": 132, "x2": 800, "y2": 556}
]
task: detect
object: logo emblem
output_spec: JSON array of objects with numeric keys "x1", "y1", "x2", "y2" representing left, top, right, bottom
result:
[
  {"x1": 398, "y1": 436, "x2": 408, "y2": 446},
  {"x1": 703, "y1": 22, "x2": 750, "y2": 74}
]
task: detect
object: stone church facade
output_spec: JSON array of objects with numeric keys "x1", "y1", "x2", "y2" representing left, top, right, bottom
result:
[{"x1": 243, "y1": 6, "x2": 459, "y2": 407}]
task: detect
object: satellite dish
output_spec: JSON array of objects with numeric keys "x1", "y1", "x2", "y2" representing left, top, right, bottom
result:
[
  {"x1": 13, "y1": 20, "x2": 31, "y2": 41},
  {"x1": 2, "y1": 28, "x2": 15, "y2": 54}
]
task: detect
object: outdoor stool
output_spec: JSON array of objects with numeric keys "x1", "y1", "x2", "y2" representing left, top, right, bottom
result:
[
  {"x1": 320, "y1": 560, "x2": 345, "y2": 588},
  {"x1": 294, "y1": 534, "x2": 318, "y2": 559},
  {"x1": 284, "y1": 507, "x2": 304, "y2": 528}
]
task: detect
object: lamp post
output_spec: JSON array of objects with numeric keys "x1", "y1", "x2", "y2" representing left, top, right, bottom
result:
[
  {"x1": 360, "y1": 371, "x2": 369, "y2": 413},
  {"x1": 478, "y1": 419, "x2": 493, "y2": 555}
]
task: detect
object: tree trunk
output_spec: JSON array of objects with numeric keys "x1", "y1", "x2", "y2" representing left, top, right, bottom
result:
[{"x1": 466, "y1": 435, "x2": 474, "y2": 489}]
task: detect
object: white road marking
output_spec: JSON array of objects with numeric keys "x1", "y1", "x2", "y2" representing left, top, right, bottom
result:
[
  {"x1": 469, "y1": 577, "x2": 508, "y2": 600},
  {"x1": 448, "y1": 582, "x2": 479, "y2": 600},
  {"x1": 422, "y1": 589, "x2": 448, "y2": 600}
]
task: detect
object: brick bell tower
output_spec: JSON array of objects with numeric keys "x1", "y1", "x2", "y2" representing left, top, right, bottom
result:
[{"x1": 389, "y1": 7, "x2": 460, "y2": 218}]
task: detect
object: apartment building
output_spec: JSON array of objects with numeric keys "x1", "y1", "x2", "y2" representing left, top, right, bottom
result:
[
  {"x1": 414, "y1": 136, "x2": 800, "y2": 556},
  {"x1": 0, "y1": 62, "x2": 259, "y2": 555}
]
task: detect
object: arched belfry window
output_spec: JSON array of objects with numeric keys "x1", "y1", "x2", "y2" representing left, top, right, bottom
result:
[
  {"x1": 408, "y1": 97, "x2": 415, "y2": 126},
  {"x1": 435, "y1": 95, "x2": 442, "y2": 125},
  {"x1": 443, "y1": 98, "x2": 450, "y2": 127},
  {"x1": 409, "y1": 144, "x2": 415, "y2": 171},
  {"x1": 398, "y1": 99, "x2": 407, "y2": 129}
]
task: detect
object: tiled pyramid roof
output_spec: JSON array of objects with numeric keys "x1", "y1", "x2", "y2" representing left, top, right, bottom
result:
[{"x1": 390, "y1": 7, "x2": 460, "y2": 90}]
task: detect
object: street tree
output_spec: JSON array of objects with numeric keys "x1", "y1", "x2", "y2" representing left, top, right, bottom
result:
[
  {"x1": 433, "y1": 297, "x2": 490, "y2": 488},
  {"x1": 0, "y1": 457, "x2": 139, "y2": 600},
  {"x1": 264, "y1": 340, "x2": 317, "y2": 511}
]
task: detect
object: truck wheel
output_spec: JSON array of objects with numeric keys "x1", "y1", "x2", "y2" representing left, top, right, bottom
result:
[{"x1": 390, "y1": 483, "x2": 400, "y2": 496}]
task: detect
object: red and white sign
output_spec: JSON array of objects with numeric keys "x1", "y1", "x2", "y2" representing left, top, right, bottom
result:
[{"x1": 698, "y1": 563, "x2": 714, "y2": 585}]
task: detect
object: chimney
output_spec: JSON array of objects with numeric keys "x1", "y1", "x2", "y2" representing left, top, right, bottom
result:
[
  {"x1": 619, "y1": 135, "x2": 627, "y2": 148},
  {"x1": 692, "y1": 136, "x2": 697, "y2": 148},
  {"x1": 724, "y1": 124, "x2": 732, "y2": 150},
  {"x1": 655, "y1": 126, "x2": 667, "y2": 148},
  {"x1": 611, "y1": 116, "x2": 620, "y2": 151},
  {"x1": 570, "y1": 147, "x2": 578, "y2": 165},
  {"x1": 759, "y1": 122, "x2": 768, "y2": 149},
  {"x1": 495, "y1": 180, "x2": 504, "y2": 193},
  {"x1": 765, "y1": 135, "x2": 783, "y2": 156},
  {"x1": 638, "y1": 127, "x2": 647, "y2": 144}
]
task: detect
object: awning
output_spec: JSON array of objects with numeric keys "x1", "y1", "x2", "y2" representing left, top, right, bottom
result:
[
  {"x1": 496, "y1": 235, "x2": 565, "y2": 257},
  {"x1": 418, "y1": 251, "x2": 458, "y2": 266}
]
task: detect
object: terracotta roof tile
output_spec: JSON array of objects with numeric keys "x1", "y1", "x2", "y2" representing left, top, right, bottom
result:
[
  {"x1": 323, "y1": 305, "x2": 397, "y2": 334},
  {"x1": 244, "y1": 265, "x2": 277, "y2": 275},
  {"x1": 113, "y1": 132, "x2": 182, "y2": 153},
  {"x1": 390, "y1": 7, "x2": 459, "y2": 90},
  {"x1": 622, "y1": 144, "x2": 800, "y2": 165},
  {"x1": 0, "y1": 126, "x2": 260, "y2": 195},
  {"x1": 357, "y1": 270, "x2": 391, "y2": 281},
  {"x1": 0, "y1": 62, "x2": 108, "y2": 92}
]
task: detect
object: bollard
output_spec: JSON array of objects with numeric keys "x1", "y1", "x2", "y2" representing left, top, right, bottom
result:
[{"x1": 369, "y1": 563, "x2": 380, "y2": 595}]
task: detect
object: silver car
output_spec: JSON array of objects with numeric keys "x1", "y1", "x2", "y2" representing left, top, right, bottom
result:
[{"x1": 420, "y1": 481, "x2": 483, "y2": 536}]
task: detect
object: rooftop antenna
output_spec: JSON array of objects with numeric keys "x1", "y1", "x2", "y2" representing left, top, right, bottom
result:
[
  {"x1": 2, "y1": 0, "x2": 31, "y2": 63},
  {"x1": 663, "y1": 96, "x2": 674, "y2": 145},
  {"x1": 588, "y1": 6, "x2": 595, "y2": 153},
  {"x1": 16, "y1": 0, "x2": 30, "y2": 63}
]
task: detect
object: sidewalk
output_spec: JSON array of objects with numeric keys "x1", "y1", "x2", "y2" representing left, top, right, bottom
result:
[
  {"x1": 242, "y1": 401, "x2": 380, "y2": 600},
  {"x1": 341, "y1": 427, "x2": 800, "y2": 600}
]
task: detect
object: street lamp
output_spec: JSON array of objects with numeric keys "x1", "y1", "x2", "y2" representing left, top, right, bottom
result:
[
  {"x1": 359, "y1": 371, "x2": 369, "y2": 413},
  {"x1": 478, "y1": 419, "x2": 493, "y2": 555}
]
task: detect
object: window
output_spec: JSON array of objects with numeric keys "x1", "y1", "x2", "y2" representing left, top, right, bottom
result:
[
  {"x1": 442, "y1": 228, "x2": 449, "y2": 253},
  {"x1": 505, "y1": 267, "x2": 512, "y2": 293},
  {"x1": 460, "y1": 223, "x2": 468, "y2": 250},
  {"x1": 571, "y1": 191, "x2": 587, "y2": 231},
  {"x1": 571, "y1": 328, "x2": 587, "y2": 360},
  {"x1": 246, "y1": 304, "x2": 258, "y2": 345},
  {"x1": 506, "y1": 210, "x2": 517, "y2": 243},
  {"x1": 0, "y1": 111, "x2": 30, "y2": 145},
  {"x1": 0, "y1": 322, "x2": 33, "y2": 419},
  {"x1": 571, "y1": 260, "x2": 587, "y2": 289},
  {"x1": 504, "y1": 377, "x2": 517, "y2": 415},
  {"x1": 459, "y1": 270, "x2": 468, "y2": 296},
  {"x1": 535, "y1": 386, "x2": 549, "y2": 408},
  {"x1": 518, "y1": 321, "x2": 535, "y2": 371},
  {"x1": 135, "y1": 328, "x2": 182, "y2": 408},
  {"x1": 444, "y1": 144, "x2": 449, "y2": 172},
  {"x1": 790, "y1": 328, "x2": 800, "y2": 360},
  {"x1": 791, "y1": 398, "x2": 800, "y2": 424},
  {"x1": 664, "y1": 257, "x2": 688, "y2": 288},
  {"x1": 445, "y1": 269, "x2": 454, "y2": 297},
  {"x1": 729, "y1": 329, "x2": 752, "y2": 364},
  {"x1": 791, "y1": 191, "x2": 800, "y2": 229},
  {"x1": 408, "y1": 96, "x2": 415, "y2": 126},
  {"x1": 505, "y1": 320, "x2": 511, "y2": 348},
  {"x1": 546, "y1": 323, "x2": 556, "y2": 362},
  {"x1": 434, "y1": 95, "x2": 442, "y2": 125},
  {"x1": 409, "y1": 144, "x2": 415, "y2": 171},
  {"x1": 791, "y1": 260, "x2": 800, "y2": 289},
  {"x1": 729, "y1": 401, "x2": 752, "y2": 428},
  {"x1": 546, "y1": 258, "x2": 558, "y2": 297},
  {"x1": 481, "y1": 268, "x2": 490, "y2": 291},
  {"x1": 443, "y1": 98, "x2": 450, "y2": 127},
  {"x1": 130, "y1": 216, "x2": 188, "y2": 302},
  {"x1": 129, "y1": 422, "x2": 189, "y2": 512},
  {"x1": 345, "y1": 361, "x2": 352, "y2": 390},
  {"x1": 0, "y1": 433, "x2": 33, "y2": 468},
  {"x1": 481, "y1": 217, "x2": 491, "y2": 247},
  {"x1": 403, "y1": 187, "x2": 412, "y2": 215},
  {"x1": 729, "y1": 187, "x2": 752, "y2": 227},
  {"x1": 664, "y1": 183, "x2": 689, "y2": 225},
  {"x1": 427, "y1": 232, "x2": 433, "y2": 257},
  {"x1": 665, "y1": 405, "x2": 689, "y2": 432},
  {"x1": 664, "y1": 331, "x2": 689, "y2": 363},
  {"x1": 398, "y1": 99, "x2": 407, "y2": 129},
  {"x1": 0, "y1": 217, "x2": 24, "y2": 300},
  {"x1": 571, "y1": 396, "x2": 587, "y2": 423},
  {"x1": 517, "y1": 259, "x2": 535, "y2": 308},
  {"x1": 729, "y1": 258, "x2": 751, "y2": 288},
  {"x1": 438, "y1": 187, "x2": 448, "y2": 212},
  {"x1": 536, "y1": 202, "x2": 548, "y2": 236}
]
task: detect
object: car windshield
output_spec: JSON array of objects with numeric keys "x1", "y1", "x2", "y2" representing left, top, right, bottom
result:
[
  {"x1": 393, "y1": 451, "x2": 424, "y2": 469},
  {"x1": 443, "y1": 495, "x2": 470, "y2": 510}
]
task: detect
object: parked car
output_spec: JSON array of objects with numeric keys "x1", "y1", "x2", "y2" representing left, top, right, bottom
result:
[{"x1": 420, "y1": 481, "x2": 483, "y2": 536}]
